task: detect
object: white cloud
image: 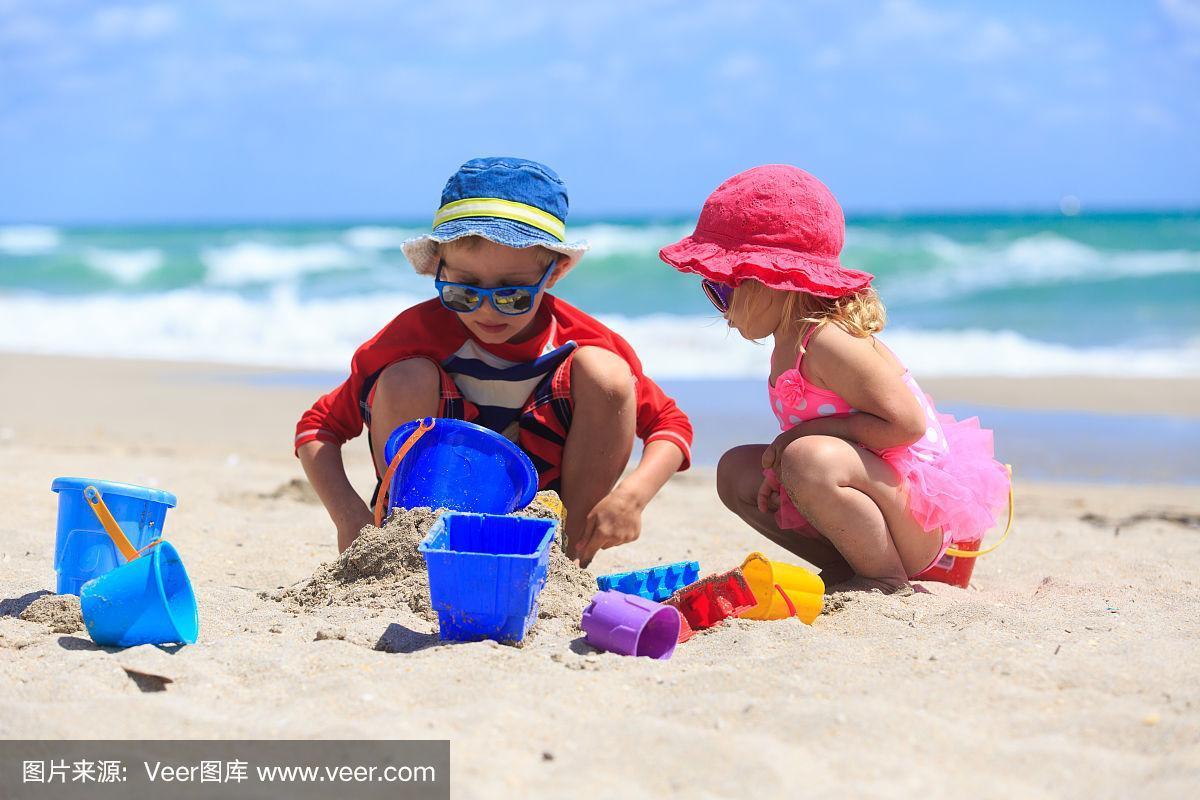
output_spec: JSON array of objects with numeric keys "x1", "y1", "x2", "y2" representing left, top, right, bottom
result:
[
  {"x1": 858, "y1": 0, "x2": 953, "y2": 47},
  {"x1": 855, "y1": 1, "x2": 1026, "y2": 65},
  {"x1": 0, "y1": 10, "x2": 55, "y2": 45},
  {"x1": 810, "y1": 46, "x2": 845, "y2": 70},
  {"x1": 1160, "y1": 0, "x2": 1200, "y2": 29},
  {"x1": 959, "y1": 18, "x2": 1020, "y2": 63},
  {"x1": 90, "y1": 4, "x2": 178, "y2": 42},
  {"x1": 1132, "y1": 101, "x2": 1179, "y2": 131},
  {"x1": 1159, "y1": 0, "x2": 1200, "y2": 58},
  {"x1": 714, "y1": 53, "x2": 763, "y2": 81}
]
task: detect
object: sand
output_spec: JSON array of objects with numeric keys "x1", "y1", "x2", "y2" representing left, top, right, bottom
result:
[
  {"x1": 14, "y1": 593, "x2": 84, "y2": 634},
  {"x1": 269, "y1": 506, "x2": 444, "y2": 620},
  {"x1": 267, "y1": 495, "x2": 595, "y2": 641},
  {"x1": 1, "y1": 353, "x2": 1199, "y2": 799}
]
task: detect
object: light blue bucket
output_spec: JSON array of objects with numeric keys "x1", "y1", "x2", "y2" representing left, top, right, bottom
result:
[
  {"x1": 51, "y1": 477, "x2": 177, "y2": 596},
  {"x1": 80, "y1": 540, "x2": 199, "y2": 647}
]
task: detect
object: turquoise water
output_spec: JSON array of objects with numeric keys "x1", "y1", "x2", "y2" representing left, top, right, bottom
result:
[
  {"x1": 656, "y1": 379, "x2": 1200, "y2": 482},
  {"x1": 239, "y1": 370, "x2": 1200, "y2": 482},
  {"x1": 1, "y1": 211, "x2": 1197, "y2": 376}
]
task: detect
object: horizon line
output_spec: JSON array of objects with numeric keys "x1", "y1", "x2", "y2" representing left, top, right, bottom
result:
[{"x1": 3, "y1": 204, "x2": 1199, "y2": 229}]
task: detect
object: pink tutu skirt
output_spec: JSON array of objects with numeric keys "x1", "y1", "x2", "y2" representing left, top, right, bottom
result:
[
  {"x1": 878, "y1": 412, "x2": 1010, "y2": 545},
  {"x1": 768, "y1": 412, "x2": 1010, "y2": 545}
]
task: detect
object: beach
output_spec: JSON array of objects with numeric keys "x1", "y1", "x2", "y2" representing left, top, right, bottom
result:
[
  {"x1": 1, "y1": 352, "x2": 1198, "y2": 798},
  {"x1": 5, "y1": 0, "x2": 1198, "y2": 795}
]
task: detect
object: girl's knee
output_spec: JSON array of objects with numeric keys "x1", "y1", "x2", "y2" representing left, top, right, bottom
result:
[
  {"x1": 778, "y1": 436, "x2": 847, "y2": 497},
  {"x1": 717, "y1": 445, "x2": 763, "y2": 511},
  {"x1": 716, "y1": 449, "x2": 741, "y2": 510},
  {"x1": 571, "y1": 347, "x2": 634, "y2": 408}
]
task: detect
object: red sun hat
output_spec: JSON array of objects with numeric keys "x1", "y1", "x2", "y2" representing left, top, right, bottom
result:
[{"x1": 659, "y1": 164, "x2": 873, "y2": 298}]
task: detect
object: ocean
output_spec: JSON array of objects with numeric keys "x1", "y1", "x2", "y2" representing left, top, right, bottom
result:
[{"x1": 2, "y1": 211, "x2": 1198, "y2": 379}]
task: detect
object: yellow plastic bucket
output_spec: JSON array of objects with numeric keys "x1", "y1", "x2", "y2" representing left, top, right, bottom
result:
[{"x1": 738, "y1": 552, "x2": 824, "y2": 624}]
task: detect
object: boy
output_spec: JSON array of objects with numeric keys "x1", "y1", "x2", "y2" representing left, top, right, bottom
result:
[{"x1": 295, "y1": 157, "x2": 692, "y2": 567}]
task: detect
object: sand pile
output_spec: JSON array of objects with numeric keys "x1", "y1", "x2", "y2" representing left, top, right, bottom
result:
[
  {"x1": 19, "y1": 593, "x2": 84, "y2": 634},
  {"x1": 267, "y1": 506, "x2": 441, "y2": 618},
  {"x1": 267, "y1": 493, "x2": 595, "y2": 630},
  {"x1": 526, "y1": 527, "x2": 595, "y2": 623}
]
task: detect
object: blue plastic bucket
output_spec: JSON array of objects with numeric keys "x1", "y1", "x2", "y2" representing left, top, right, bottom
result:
[
  {"x1": 50, "y1": 477, "x2": 177, "y2": 596},
  {"x1": 80, "y1": 540, "x2": 199, "y2": 647},
  {"x1": 383, "y1": 419, "x2": 538, "y2": 514},
  {"x1": 419, "y1": 512, "x2": 556, "y2": 643}
]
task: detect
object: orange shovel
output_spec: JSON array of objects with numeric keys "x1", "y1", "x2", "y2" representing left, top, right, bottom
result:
[{"x1": 83, "y1": 485, "x2": 160, "y2": 561}]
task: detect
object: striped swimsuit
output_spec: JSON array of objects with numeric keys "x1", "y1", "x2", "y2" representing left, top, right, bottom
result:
[{"x1": 295, "y1": 295, "x2": 694, "y2": 492}]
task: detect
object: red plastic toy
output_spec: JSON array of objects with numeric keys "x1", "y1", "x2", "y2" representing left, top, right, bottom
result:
[
  {"x1": 664, "y1": 568, "x2": 757, "y2": 642},
  {"x1": 917, "y1": 537, "x2": 981, "y2": 589}
]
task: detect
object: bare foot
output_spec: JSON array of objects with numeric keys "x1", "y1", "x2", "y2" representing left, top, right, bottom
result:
[{"x1": 817, "y1": 562, "x2": 855, "y2": 588}]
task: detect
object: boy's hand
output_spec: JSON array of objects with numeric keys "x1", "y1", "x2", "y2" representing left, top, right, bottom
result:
[
  {"x1": 297, "y1": 439, "x2": 374, "y2": 553},
  {"x1": 336, "y1": 510, "x2": 374, "y2": 553},
  {"x1": 574, "y1": 488, "x2": 643, "y2": 568}
]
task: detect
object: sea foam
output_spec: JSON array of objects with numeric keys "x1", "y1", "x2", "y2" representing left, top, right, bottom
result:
[
  {"x1": 0, "y1": 289, "x2": 1195, "y2": 378},
  {"x1": 0, "y1": 225, "x2": 61, "y2": 255},
  {"x1": 200, "y1": 242, "x2": 360, "y2": 286},
  {"x1": 83, "y1": 247, "x2": 164, "y2": 284}
]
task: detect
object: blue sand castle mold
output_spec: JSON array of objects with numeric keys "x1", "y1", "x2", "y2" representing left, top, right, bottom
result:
[
  {"x1": 596, "y1": 561, "x2": 701, "y2": 602},
  {"x1": 384, "y1": 419, "x2": 538, "y2": 515},
  {"x1": 80, "y1": 540, "x2": 199, "y2": 647},
  {"x1": 51, "y1": 477, "x2": 177, "y2": 596},
  {"x1": 419, "y1": 512, "x2": 556, "y2": 643}
]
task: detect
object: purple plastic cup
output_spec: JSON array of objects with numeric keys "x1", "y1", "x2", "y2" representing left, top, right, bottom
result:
[{"x1": 580, "y1": 590, "x2": 680, "y2": 660}]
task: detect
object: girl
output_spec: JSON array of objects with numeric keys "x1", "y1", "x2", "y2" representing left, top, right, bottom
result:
[{"x1": 659, "y1": 165, "x2": 1010, "y2": 593}]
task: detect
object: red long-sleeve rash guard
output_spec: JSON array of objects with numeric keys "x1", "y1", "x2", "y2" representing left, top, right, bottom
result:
[{"x1": 294, "y1": 295, "x2": 694, "y2": 469}]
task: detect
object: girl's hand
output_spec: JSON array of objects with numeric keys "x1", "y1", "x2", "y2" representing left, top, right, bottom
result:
[
  {"x1": 761, "y1": 424, "x2": 817, "y2": 474},
  {"x1": 757, "y1": 472, "x2": 781, "y2": 514},
  {"x1": 574, "y1": 488, "x2": 644, "y2": 568}
]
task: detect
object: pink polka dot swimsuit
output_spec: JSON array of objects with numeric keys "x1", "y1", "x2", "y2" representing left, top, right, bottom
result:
[
  {"x1": 769, "y1": 351, "x2": 949, "y2": 465},
  {"x1": 764, "y1": 325, "x2": 1009, "y2": 574}
]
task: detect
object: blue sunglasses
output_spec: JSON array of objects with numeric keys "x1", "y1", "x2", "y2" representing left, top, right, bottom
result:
[{"x1": 435, "y1": 258, "x2": 556, "y2": 316}]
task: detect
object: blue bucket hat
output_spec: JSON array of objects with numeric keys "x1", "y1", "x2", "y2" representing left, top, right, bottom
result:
[{"x1": 402, "y1": 156, "x2": 590, "y2": 276}]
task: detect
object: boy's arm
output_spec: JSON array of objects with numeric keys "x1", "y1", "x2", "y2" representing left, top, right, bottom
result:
[
  {"x1": 294, "y1": 302, "x2": 449, "y2": 550},
  {"x1": 574, "y1": 438, "x2": 683, "y2": 567},
  {"x1": 635, "y1": 373, "x2": 693, "y2": 470},
  {"x1": 294, "y1": 371, "x2": 370, "y2": 551},
  {"x1": 615, "y1": 438, "x2": 686, "y2": 506},
  {"x1": 298, "y1": 440, "x2": 374, "y2": 552},
  {"x1": 572, "y1": 369, "x2": 693, "y2": 567}
]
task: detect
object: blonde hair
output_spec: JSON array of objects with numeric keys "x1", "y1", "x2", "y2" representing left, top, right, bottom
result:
[
  {"x1": 438, "y1": 235, "x2": 557, "y2": 268},
  {"x1": 728, "y1": 280, "x2": 886, "y2": 353}
]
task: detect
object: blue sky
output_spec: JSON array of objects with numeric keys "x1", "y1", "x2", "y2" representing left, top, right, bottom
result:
[{"x1": 2, "y1": 0, "x2": 1198, "y2": 222}]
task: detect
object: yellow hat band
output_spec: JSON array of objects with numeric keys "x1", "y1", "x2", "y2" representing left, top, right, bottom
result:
[{"x1": 433, "y1": 197, "x2": 566, "y2": 242}]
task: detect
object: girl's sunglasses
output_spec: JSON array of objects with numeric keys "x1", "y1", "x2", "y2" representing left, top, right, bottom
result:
[
  {"x1": 435, "y1": 259, "x2": 556, "y2": 316},
  {"x1": 702, "y1": 279, "x2": 734, "y2": 313}
]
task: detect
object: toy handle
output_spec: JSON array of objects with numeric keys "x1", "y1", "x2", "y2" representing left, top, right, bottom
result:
[
  {"x1": 944, "y1": 464, "x2": 1015, "y2": 559},
  {"x1": 774, "y1": 583, "x2": 799, "y2": 618},
  {"x1": 83, "y1": 485, "x2": 141, "y2": 562},
  {"x1": 373, "y1": 417, "x2": 436, "y2": 527}
]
